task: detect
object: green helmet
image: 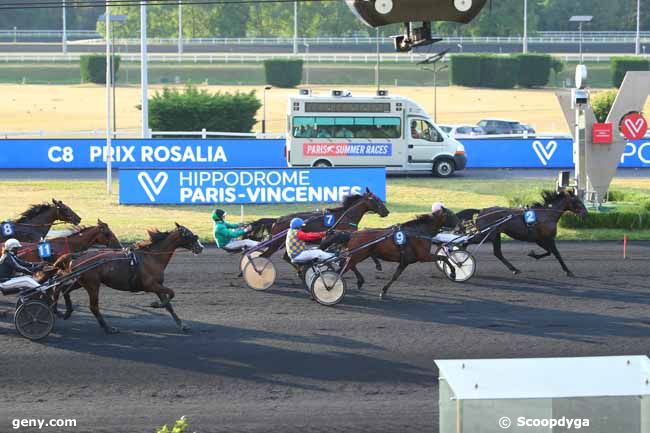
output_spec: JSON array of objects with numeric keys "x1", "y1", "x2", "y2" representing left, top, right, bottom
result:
[{"x1": 212, "y1": 209, "x2": 227, "y2": 221}]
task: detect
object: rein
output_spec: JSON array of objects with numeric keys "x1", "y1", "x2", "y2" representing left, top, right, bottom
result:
[{"x1": 329, "y1": 196, "x2": 372, "y2": 230}]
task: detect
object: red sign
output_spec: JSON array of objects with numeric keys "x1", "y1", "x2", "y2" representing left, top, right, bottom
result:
[
  {"x1": 592, "y1": 123, "x2": 613, "y2": 144},
  {"x1": 620, "y1": 113, "x2": 648, "y2": 140}
]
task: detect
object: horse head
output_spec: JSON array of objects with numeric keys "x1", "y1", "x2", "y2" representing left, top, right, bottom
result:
[
  {"x1": 52, "y1": 198, "x2": 82, "y2": 225},
  {"x1": 174, "y1": 222, "x2": 204, "y2": 255},
  {"x1": 563, "y1": 188, "x2": 588, "y2": 218},
  {"x1": 94, "y1": 219, "x2": 122, "y2": 249},
  {"x1": 362, "y1": 187, "x2": 390, "y2": 217}
]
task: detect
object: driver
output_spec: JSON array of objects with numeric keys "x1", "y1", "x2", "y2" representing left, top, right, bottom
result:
[
  {"x1": 212, "y1": 208, "x2": 259, "y2": 250},
  {"x1": 286, "y1": 218, "x2": 335, "y2": 263},
  {"x1": 0, "y1": 238, "x2": 43, "y2": 295}
]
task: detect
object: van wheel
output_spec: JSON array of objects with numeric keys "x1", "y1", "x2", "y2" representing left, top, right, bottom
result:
[
  {"x1": 433, "y1": 159, "x2": 455, "y2": 177},
  {"x1": 313, "y1": 160, "x2": 332, "y2": 168}
]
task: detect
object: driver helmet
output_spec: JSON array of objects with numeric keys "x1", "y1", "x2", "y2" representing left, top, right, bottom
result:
[
  {"x1": 290, "y1": 218, "x2": 305, "y2": 230},
  {"x1": 431, "y1": 202, "x2": 444, "y2": 213},
  {"x1": 4, "y1": 238, "x2": 22, "y2": 253},
  {"x1": 213, "y1": 209, "x2": 227, "y2": 221}
]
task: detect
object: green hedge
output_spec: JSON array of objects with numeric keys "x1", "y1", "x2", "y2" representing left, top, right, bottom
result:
[
  {"x1": 450, "y1": 54, "x2": 522, "y2": 89},
  {"x1": 79, "y1": 54, "x2": 121, "y2": 84},
  {"x1": 149, "y1": 85, "x2": 261, "y2": 133},
  {"x1": 449, "y1": 54, "x2": 482, "y2": 87},
  {"x1": 514, "y1": 54, "x2": 552, "y2": 87},
  {"x1": 610, "y1": 57, "x2": 650, "y2": 87},
  {"x1": 560, "y1": 212, "x2": 650, "y2": 230},
  {"x1": 263, "y1": 59, "x2": 303, "y2": 87},
  {"x1": 480, "y1": 55, "x2": 518, "y2": 89}
]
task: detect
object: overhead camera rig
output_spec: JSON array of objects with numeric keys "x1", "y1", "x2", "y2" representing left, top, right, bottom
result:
[{"x1": 345, "y1": 0, "x2": 487, "y2": 52}]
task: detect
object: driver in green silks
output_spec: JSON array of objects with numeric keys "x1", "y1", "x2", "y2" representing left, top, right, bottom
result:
[{"x1": 212, "y1": 209, "x2": 259, "y2": 250}]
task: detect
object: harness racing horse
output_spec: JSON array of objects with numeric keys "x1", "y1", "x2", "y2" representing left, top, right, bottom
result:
[
  {"x1": 52, "y1": 223, "x2": 203, "y2": 334},
  {"x1": 13, "y1": 220, "x2": 122, "y2": 262},
  {"x1": 2, "y1": 199, "x2": 81, "y2": 242},
  {"x1": 244, "y1": 217, "x2": 276, "y2": 242},
  {"x1": 260, "y1": 188, "x2": 390, "y2": 276},
  {"x1": 324, "y1": 208, "x2": 458, "y2": 299},
  {"x1": 457, "y1": 188, "x2": 588, "y2": 276}
]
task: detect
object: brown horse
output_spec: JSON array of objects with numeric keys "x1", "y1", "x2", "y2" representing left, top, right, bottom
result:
[
  {"x1": 13, "y1": 220, "x2": 122, "y2": 262},
  {"x1": 3, "y1": 199, "x2": 81, "y2": 242},
  {"x1": 53, "y1": 223, "x2": 203, "y2": 334},
  {"x1": 457, "y1": 189, "x2": 588, "y2": 276},
  {"x1": 327, "y1": 208, "x2": 457, "y2": 299},
  {"x1": 260, "y1": 188, "x2": 390, "y2": 275}
]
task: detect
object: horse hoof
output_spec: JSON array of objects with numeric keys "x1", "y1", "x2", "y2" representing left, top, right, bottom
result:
[
  {"x1": 180, "y1": 325, "x2": 191, "y2": 333},
  {"x1": 527, "y1": 250, "x2": 536, "y2": 258},
  {"x1": 512, "y1": 269, "x2": 521, "y2": 275},
  {"x1": 63, "y1": 310, "x2": 73, "y2": 320},
  {"x1": 375, "y1": 265, "x2": 383, "y2": 272},
  {"x1": 566, "y1": 271, "x2": 575, "y2": 278},
  {"x1": 105, "y1": 327, "x2": 120, "y2": 334},
  {"x1": 149, "y1": 302, "x2": 162, "y2": 308}
]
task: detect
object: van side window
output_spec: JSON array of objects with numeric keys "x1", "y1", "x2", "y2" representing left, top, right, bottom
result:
[
  {"x1": 292, "y1": 116, "x2": 401, "y2": 139},
  {"x1": 411, "y1": 119, "x2": 442, "y2": 142}
]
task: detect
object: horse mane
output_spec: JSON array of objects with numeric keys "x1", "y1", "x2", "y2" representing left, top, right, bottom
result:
[
  {"x1": 16, "y1": 203, "x2": 54, "y2": 223},
  {"x1": 401, "y1": 213, "x2": 439, "y2": 228},
  {"x1": 326, "y1": 193, "x2": 363, "y2": 212},
  {"x1": 135, "y1": 229, "x2": 172, "y2": 249},
  {"x1": 531, "y1": 190, "x2": 570, "y2": 208}
]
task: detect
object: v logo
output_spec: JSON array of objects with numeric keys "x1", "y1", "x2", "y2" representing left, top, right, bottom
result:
[
  {"x1": 532, "y1": 140, "x2": 557, "y2": 166},
  {"x1": 137, "y1": 172, "x2": 168, "y2": 202}
]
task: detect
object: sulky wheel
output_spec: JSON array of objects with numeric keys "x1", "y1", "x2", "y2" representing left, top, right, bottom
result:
[
  {"x1": 243, "y1": 257, "x2": 276, "y2": 291},
  {"x1": 434, "y1": 245, "x2": 460, "y2": 273},
  {"x1": 441, "y1": 250, "x2": 476, "y2": 282},
  {"x1": 310, "y1": 270, "x2": 346, "y2": 306},
  {"x1": 14, "y1": 300, "x2": 55, "y2": 341},
  {"x1": 239, "y1": 250, "x2": 263, "y2": 273}
]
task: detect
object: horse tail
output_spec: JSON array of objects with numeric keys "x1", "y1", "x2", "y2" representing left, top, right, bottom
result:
[{"x1": 320, "y1": 231, "x2": 351, "y2": 252}]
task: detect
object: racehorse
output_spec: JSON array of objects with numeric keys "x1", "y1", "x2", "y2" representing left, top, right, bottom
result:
[
  {"x1": 323, "y1": 208, "x2": 458, "y2": 299},
  {"x1": 259, "y1": 188, "x2": 390, "y2": 276},
  {"x1": 457, "y1": 188, "x2": 588, "y2": 276},
  {"x1": 13, "y1": 220, "x2": 122, "y2": 262},
  {"x1": 52, "y1": 223, "x2": 203, "y2": 334},
  {"x1": 2, "y1": 199, "x2": 81, "y2": 242},
  {"x1": 245, "y1": 217, "x2": 276, "y2": 242}
]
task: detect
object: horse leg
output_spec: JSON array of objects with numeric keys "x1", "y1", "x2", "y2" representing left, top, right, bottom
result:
[
  {"x1": 85, "y1": 282, "x2": 118, "y2": 334},
  {"x1": 149, "y1": 286, "x2": 175, "y2": 308},
  {"x1": 155, "y1": 292, "x2": 189, "y2": 333},
  {"x1": 350, "y1": 265, "x2": 365, "y2": 290},
  {"x1": 62, "y1": 282, "x2": 81, "y2": 320},
  {"x1": 370, "y1": 255, "x2": 383, "y2": 271},
  {"x1": 492, "y1": 235, "x2": 520, "y2": 275},
  {"x1": 380, "y1": 263, "x2": 408, "y2": 300},
  {"x1": 547, "y1": 239, "x2": 574, "y2": 277},
  {"x1": 528, "y1": 240, "x2": 552, "y2": 260}
]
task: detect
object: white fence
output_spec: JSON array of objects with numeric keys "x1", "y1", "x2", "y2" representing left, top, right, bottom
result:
[
  {"x1": 1, "y1": 51, "x2": 643, "y2": 64},
  {"x1": 0, "y1": 128, "x2": 285, "y2": 139}
]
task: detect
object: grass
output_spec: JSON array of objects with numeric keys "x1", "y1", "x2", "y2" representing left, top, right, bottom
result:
[{"x1": 2, "y1": 177, "x2": 649, "y2": 243}]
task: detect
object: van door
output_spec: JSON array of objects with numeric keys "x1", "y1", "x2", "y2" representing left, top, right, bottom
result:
[{"x1": 407, "y1": 118, "x2": 444, "y2": 168}]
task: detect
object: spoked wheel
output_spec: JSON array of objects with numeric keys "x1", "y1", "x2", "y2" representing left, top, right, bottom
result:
[
  {"x1": 14, "y1": 300, "x2": 55, "y2": 341},
  {"x1": 243, "y1": 257, "x2": 276, "y2": 291},
  {"x1": 239, "y1": 250, "x2": 263, "y2": 273},
  {"x1": 439, "y1": 250, "x2": 476, "y2": 282},
  {"x1": 310, "y1": 270, "x2": 346, "y2": 306},
  {"x1": 301, "y1": 263, "x2": 335, "y2": 292}
]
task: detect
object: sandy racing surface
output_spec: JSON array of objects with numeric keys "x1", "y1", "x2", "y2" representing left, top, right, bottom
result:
[{"x1": 1, "y1": 242, "x2": 650, "y2": 433}]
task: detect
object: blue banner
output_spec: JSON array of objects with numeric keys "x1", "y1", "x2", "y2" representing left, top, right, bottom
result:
[
  {"x1": 119, "y1": 167, "x2": 386, "y2": 205},
  {"x1": 2, "y1": 137, "x2": 650, "y2": 169},
  {"x1": 0, "y1": 138, "x2": 287, "y2": 169},
  {"x1": 460, "y1": 137, "x2": 650, "y2": 168}
]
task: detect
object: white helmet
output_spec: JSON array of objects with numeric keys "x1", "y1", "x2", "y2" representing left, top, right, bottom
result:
[
  {"x1": 431, "y1": 202, "x2": 444, "y2": 213},
  {"x1": 4, "y1": 238, "x2": 22, "y2": 252}
]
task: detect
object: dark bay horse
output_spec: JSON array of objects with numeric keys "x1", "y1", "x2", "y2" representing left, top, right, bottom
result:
[
  {"x1": 14, "y1": 220, "x2": 122, "y2": 262},
  {"x1": 3, "y1": 199, "x2": 81, "y2": 242},
  {"x1": 326, "y1": 208, "x2": 458, "y2": 299},
  {"x1": 53, "y1": 223, "x2": 203, "y2": 334},
  {"x1": 260, "y1": 188, "x2": 390, "y2": 270},
  {"x1": 457, "y1": 189, "x2": 588, "y2": 276}
]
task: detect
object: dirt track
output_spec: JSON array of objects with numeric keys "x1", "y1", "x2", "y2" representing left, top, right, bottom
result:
[{"x1": 1, "y1": 242, "x2": 650, "y2": 433}]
